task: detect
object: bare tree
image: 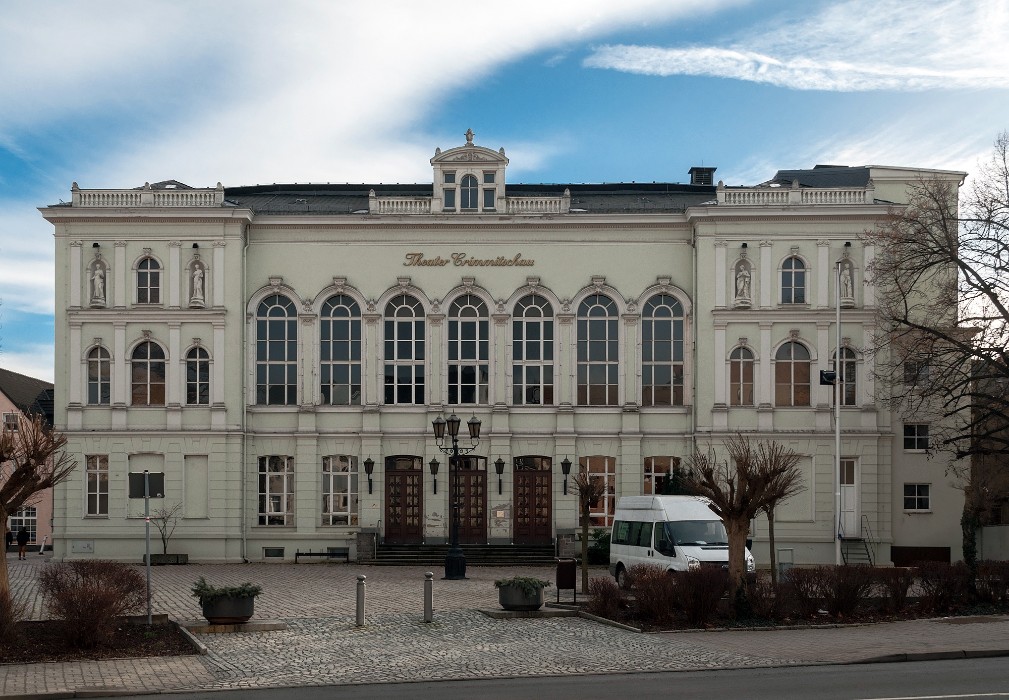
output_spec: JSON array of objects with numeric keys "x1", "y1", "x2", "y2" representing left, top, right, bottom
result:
[
  {"x1": 0, "y1": 414, "x2": 77, "y2": 610},
  {"x1": 862, "y1": 132, "x2": 1009, "y2": 579},
  {"x1": 571, "y1": 466, "x2": 606, "y2": 594},
  {"x1": 151, "y1": 502, "x2": 184, "y2": 555},
  {"x1": 683, "y1": 435, "x2": 805, "y2": 611},
  {"x1": 757, "y1": 442, "x2": 805, "y2": 586}
]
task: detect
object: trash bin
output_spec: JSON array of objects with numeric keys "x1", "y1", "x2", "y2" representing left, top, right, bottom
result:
[{"x1": 556, "y1": 557, "x2": 577, "y2": 603}]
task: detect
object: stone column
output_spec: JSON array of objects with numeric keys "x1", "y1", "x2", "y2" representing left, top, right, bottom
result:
[
  {"x1": 714, "y1": 240, "x2": 727, "y2": 308},
  {"x1": 69, "y1": 241, "x2": 82, "y2": 308},
  {"x1": 212, "y1": 241, "x2": 226, "y2": 308},
  {"x1": 759, "y1": 240, "x2": 773, "y2": 308},
  {"x1": 817, "y1": 240, "x2": 830, "y2": 308},
  {"x1": 168, "y1": 241, "x2": 182, "y2": 308},
  {"x1": 114, "y1": 241, "x2": 127, "y2": 308}
]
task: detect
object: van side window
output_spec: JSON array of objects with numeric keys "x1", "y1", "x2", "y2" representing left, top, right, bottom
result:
[
  {"x1": 627, "y1": 521, "x2": 643, "y2": 546},
  {"x1": 654, "y1": 523, "x2": 675, "y2": 555},
  {"x1": 612, "y1": 520, "x2": 630, "y2": 545},
  {"x1": 637, "y1": 522, "x2": 653, "y2": 548}
]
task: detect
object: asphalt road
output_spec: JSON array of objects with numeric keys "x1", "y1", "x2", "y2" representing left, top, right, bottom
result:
[{"x1": 94, "y1": 657, "x2": 1009, "y2": 700}]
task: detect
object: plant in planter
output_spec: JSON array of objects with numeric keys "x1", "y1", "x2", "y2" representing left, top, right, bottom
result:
[
  {"x1": 191, "y1": 577, "x2": 262, "y2": 624},
  {"x1": 146, "y1": 503, "x2": 188, "y2": 565},
  {"x1": 494, "y1": 576, "x2": 551, "y2": 611}
]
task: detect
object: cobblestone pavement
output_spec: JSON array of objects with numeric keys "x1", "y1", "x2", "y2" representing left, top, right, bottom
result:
[{"x1": 3, "y1": 552, "x2": 1009, "y2": 697}]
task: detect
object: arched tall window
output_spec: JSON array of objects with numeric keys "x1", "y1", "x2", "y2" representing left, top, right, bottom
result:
[
  {"x1": 384, "y1": 294, "x2": 425, "y2": 404},
  {"x1": 774, "y1": 341, "x2": 811, "y2": 406},
  {"x1": 87, "y1": 346, "x2": 111, "y2": 405},
  {"x1": 320, "y1": 294, "x2": 362, "y2": 405},
  {"x1": 186, "y1": 346, "x2": 210, "y2": 405},
  {"x1": 460, "y1": 174, "x2": 479, "y2": 210},
  {"x1": 448, "y1": 294, "x2": 489, "y2": 404},
  {"x1": 577, "y1": 294, "x2": 618, "y2": 405},
  {"x1": 781, "y1": 256, "x2": 806, "y2": 304},
  {"x1": 131, "y1": 341, "x2": 166, "y2": 406},
  {"x1": 136, "y1": 257, "x2": 161, "y2": 304},
  {"x1": 256, "y1": 294, "x2": 298, "y2": 405},
  {"x1": 512, "y1": 294, "x2": 554, "y2": 405},
  {"x1": 833, "y1": 347, "x2": 858, "y2": 406},
  {"x1": 729, "y1": 347, "x2": 755, "y2": 406},
  {"x1": 641, "y1": 294, "x2": 684, "y2": 406},
  {"x1": 581, "y1": 455, "x2": 616, "y2": 525}
]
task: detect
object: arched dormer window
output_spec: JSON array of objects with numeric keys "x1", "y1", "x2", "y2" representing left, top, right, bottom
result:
[
  {"x1": 256, "y1": 294, "x2": 298, "y2": 405},
  {"x1": 460, "y1": 174, "x2": 479, "y2": 210},
  {"x1": 781, "y1": 256, "x2": 806, "y2": 304},
  {"x1": 137, "y1": 257, "x2": 161, "y2": 304}
]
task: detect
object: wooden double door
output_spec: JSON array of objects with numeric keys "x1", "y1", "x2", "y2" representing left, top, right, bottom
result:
[
  {"x1": 513, "y1": 456, "x2": 553, "y2": 545},
  {"x1": 384, "y1": 454, "x2": 488, "y2": 544}
]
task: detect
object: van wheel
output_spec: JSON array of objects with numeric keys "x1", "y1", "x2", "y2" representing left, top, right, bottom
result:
[{"x1": 616, "y1": 565, "x2": 630, "y2": 590}]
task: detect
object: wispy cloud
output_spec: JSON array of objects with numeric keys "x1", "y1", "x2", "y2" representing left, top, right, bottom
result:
[
  {"x1": 0, "y1": 344, "x2": 54, "y2": 383},
  {"x1": 584, "y1": 0, "x2": 1009, "y2": 91}
]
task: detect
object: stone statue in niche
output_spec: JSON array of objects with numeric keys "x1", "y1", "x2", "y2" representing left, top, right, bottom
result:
[
  {"x1": 733, "y1": 260, "x2": 751, "y2": 306},
  {"x1": 840, "y1": 262, "x2": 853, "y2": 300},
  {"x1": 190, "y1": 262, "x2": 205, "y2": 307},
  {"x1": 90, "y1": 263, "x2": 106, "y2": 306}
]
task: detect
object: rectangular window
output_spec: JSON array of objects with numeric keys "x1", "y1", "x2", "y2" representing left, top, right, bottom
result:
[
  {"x1": 86, "y1": 455, "x2": 109, "y2": 516},
  {"x1": 322, "y1": 456, "x2": 359, "y2": 526},
  {"x1": 8, "y1": 506, "x2": 37, "y2": 544},
  {"x1": 903, "y1": 483, "x2": 930, "y2": 511},
  {"x1": 483, "y1": 188, "x2": 496, "y2": 209},
  {"x1": 904, "y1": 360, "x2": 929, "y2": 385},
  {"x1": 443, "y1": 188, "x2": 456, "y2": 210},
  {"x1": 258, "y1": 456, "x2": 294, "y2": 526},
  {"x1": 444, "y1": 172, "x2": 456, "y2": 184},
  {"x1": 2, "y1": 413, "x2": 18, "y2": 432},
  {"x1": 483, "y1": 172, "x2": 495, "y2": 184},
  {"x1": 903, "y1": 424, "x2": 929, "y2": 450},
  {"x1": 582, "y1": 455, "x2": 616, "y2": 526},
  {"x1": 644, "y1": 456, "x2": 680, "y2": 494}
]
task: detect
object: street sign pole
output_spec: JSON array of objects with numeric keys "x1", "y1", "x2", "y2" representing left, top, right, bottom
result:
[{"x1": 144, "y1": 470, "x2": 151, "y2": 625}]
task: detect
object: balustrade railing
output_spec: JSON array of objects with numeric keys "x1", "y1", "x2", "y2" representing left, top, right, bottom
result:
[
  {"x1": 370, "y1": 197, "x2": 432, "y2": 215},
  {"x1": 74, "y1": 184, "x2": 225, "y2": 207},
  {"x1": 718, "y1": 185, "x2": 873, "y2": 206}
]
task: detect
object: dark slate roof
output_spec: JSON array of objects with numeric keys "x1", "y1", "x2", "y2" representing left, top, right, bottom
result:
[
  {"x1": 222, "y1": 182, "x2": 716, "y2": 215},
  {"x1": 0, "y1": 367, "x2": 54, "y2": 426},
  {"x1": 764, "y1": 165, "x2": 871, "y2": 188}
]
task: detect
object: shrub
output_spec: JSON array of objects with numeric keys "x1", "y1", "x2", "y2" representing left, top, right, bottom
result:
[
  {"x1": 820, "y1": 565, "x2": 874, "y2": 618},
  {"x1": 586, "y1": 576, "x2": 625, "y2": 620},
  {"x1": 915, "y1": 561, "x2": 968, "y2": 614},
  {"x1": 492, "y1": 576, "x2": 550, "y2": 597},
  {"x1": 627, "y1": 564, "x2": 678, "y2": 625},
  {"x1": 673, "y1": 567, "x2": 726, "y2": 627},
  {"x1": 191, "y1": 577, "x2": 263, "y2": 604},
  {"x1": 38, "y1": 560, "x2": 146, "y2": 648},
  {"x1": 747, "y1": 571, "x2": 786, "y2": 621},
  {"x1": 782, "y1": 567, "x2": 822, "y2": 618},
  {"x1": 873, "y1": 567, "x2": 914, "y2": 613},
  {"x1": 0, "y1": 594, "x2": 28, "y2": 645},
  {"x1": 587, "y1": 528, "x2": 611, "y2": 565},
  {"x1": 975, "y1": 560, "x2": 1009, "y2": 606}
]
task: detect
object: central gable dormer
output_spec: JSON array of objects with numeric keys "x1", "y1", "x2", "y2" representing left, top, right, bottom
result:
[{"x1": 431, "y1": 129, "x2": 509, "y2": 213}]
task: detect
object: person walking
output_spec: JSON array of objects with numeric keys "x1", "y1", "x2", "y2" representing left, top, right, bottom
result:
[{"x1": 16, "y1": 526, "x2": 29, "y2": 560}]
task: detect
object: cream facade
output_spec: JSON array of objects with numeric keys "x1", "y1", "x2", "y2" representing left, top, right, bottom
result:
[{"x1": 42, "y1": 136, "x2": 967, "y2": 566}]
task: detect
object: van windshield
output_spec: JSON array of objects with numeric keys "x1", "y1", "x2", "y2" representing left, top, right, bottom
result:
[{"x1": 665, "y1": 520, "x2": 728, "y2": 546}]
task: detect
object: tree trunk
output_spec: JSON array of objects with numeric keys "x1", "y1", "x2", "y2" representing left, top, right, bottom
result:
[
  {"x1": 961, "y1": 507, "x2": 980, "y2": 599},
  {"x1": 0, "y1": 505, "x2": 10, "y2": 610},
  {"x1": 767, "y1": 506, "x2": 778, "y2": 586},
  {"x1": 580, "y1": 502, "x2": 590, "y2": 593},
  {"x1": 725, "y1": 517, "x2": 750, "y2": 613}
]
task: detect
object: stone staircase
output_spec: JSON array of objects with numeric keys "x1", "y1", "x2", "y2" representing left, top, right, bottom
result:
[{"x1": 372, "y1": 543, "x2": 557, "y2": 566}]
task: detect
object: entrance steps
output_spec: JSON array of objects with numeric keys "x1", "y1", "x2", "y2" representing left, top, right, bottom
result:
[
  {"x1": 841, "y1": 537, "x2": 873, "y2": 565},
  {"x1": 372, "y1": 543, "x2": 557, "y2": 566}
]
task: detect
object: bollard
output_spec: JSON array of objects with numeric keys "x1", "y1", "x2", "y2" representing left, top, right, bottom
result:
[
  {"x1": 423, "y1": 572, "x2": 434, "y2": 623},
  {"x1": 356, "y1": 574, "x2": 366, "y2": 627}
]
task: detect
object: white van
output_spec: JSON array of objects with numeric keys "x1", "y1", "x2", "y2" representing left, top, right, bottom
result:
[{"x1": 609, "y1": 495, "x2": 755, "y2": 587}]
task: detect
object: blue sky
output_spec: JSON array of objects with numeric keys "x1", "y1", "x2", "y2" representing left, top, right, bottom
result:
[{"x1": 1, "y1": 0, "x2": 1006, "y2": 381}]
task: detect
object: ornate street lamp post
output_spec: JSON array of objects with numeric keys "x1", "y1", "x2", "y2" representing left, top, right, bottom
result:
[{"x1": 432, "y1": 413, "x2": 482, "y2": 580}]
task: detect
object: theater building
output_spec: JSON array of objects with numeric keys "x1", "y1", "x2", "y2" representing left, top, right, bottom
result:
[{"x1": 42, "y1": 133, "x2": 967, "y2": 566}]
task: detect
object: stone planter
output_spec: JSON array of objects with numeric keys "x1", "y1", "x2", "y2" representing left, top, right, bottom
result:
[
  {"x1": 201, "y1": 596, "x2": 256, "y2": 624},
  {"x1": 145, "y1": 553, "x2": 189, "y2": 565},
  {"x1": 498, "y1": 584, "x2": 546, "y2": 611}
]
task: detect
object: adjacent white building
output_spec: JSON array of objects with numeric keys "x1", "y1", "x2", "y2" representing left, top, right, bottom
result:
[{"x1": 41, "y1": 133, "x2": 968, "y2": 566}]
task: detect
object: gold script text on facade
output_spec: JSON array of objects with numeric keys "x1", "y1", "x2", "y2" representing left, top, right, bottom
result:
[{"x1": 403, "y1": 253, "x2": 535, "y2": 267}]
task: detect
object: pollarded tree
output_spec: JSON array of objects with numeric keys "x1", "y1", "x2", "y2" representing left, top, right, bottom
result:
[
  {"x1": 0, "y1": 414, "x2": 77, "y2": 616},
  {"x1": 683, "y1": 434, "x2": 805, "y2": 612},
  {"x1": 862, "y1": 131, "x2": 1009, "y2": 581},
  {"x1": 571, "y1": 466, "x2": 607, "y2": 594}
]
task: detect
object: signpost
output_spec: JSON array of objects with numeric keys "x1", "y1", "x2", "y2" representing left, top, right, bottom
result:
[{"x1": 128, "y1": 471, "x2": 164, "y2": 625}]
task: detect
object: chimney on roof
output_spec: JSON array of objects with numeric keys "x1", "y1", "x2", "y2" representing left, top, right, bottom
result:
[{"x1": 688, "y1": 166, "x2": 716, "y2": 186}]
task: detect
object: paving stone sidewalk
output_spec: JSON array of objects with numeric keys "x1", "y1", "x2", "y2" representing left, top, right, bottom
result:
[{"x1": 2, "y1": 553, "x2": 1009, "y2": 697}]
